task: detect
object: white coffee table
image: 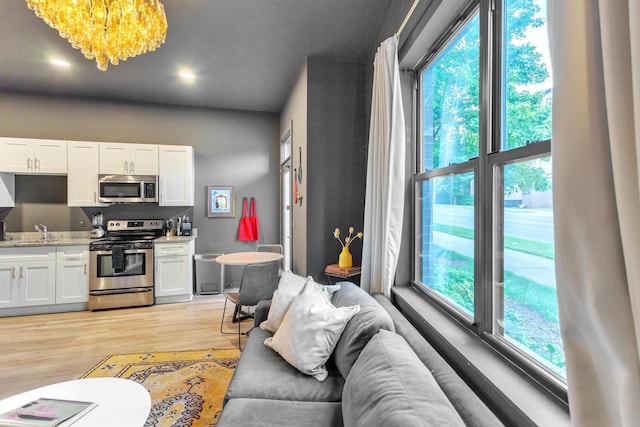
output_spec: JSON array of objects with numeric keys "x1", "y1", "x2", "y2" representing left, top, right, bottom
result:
[{"x1": 0, "y1": 378, "x2": 151, "y2": 427}]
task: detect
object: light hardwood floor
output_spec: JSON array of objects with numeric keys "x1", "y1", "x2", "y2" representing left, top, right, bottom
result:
[{"x1": 0, "y1": 296, "x2": 251, "y2": 399}]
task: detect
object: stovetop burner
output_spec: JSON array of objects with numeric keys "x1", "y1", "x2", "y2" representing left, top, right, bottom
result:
[{"x1": 90, "y1": 219, "x2": 164, "y2": 250}]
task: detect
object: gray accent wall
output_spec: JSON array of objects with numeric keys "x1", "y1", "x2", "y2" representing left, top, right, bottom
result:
[
  {"x1": 280, "y1": 56, "x2": 367, "y2": 281},
  {"x1": 0, "y1": 91, "x2": 280, "y2": 286}
]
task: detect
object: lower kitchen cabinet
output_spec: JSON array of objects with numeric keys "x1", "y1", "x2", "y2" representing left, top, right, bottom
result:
[
  {"x1": 56, "y1": 246, "x2": 89, "y2": 304},
  {"x1": 0, "y1": 247, "x2": 56, "y2": 309},
  {"x1": 0, "y1": 246, "x2": 89, "y2": 315},
  {"x1": 154, "y1": 240, "x2": 195, "y2": 303}
]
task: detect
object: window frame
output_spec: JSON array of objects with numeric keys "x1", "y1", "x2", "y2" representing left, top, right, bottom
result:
[
  {"x1": 414, "y1": 161, "x2": 479, "y2": 322},
  {"x1": 412, "y1": 0, "x2": 565, "y2": 402}
]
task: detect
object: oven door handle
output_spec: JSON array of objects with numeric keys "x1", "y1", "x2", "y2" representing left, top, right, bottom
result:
[
  {"x1": 91, "y1": 249, "x2": 150, "y2": 255},
  {"x1": 123, "y1": 249, "x2": 150, "y2": 255},
  {"x1": 90, "y1": 288, "x2": 153, "y2": 296}
]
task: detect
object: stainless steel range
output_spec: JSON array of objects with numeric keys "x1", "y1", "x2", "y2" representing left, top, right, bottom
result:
[{"x1": 89, "y1": 219, "x2": 164, "y2": 311}]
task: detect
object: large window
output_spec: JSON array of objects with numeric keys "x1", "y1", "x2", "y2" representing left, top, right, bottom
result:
[{"x1": 415, "y1": 0, "x2": 562, "y2": 384}]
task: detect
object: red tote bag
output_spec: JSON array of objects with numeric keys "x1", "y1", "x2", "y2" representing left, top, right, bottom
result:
[
  {"x1": 249, "y1": 197, "x2": 259, "y2": 240},
  {"x1": 238, "y1": 197, "x2": 256, "y2": 241}
]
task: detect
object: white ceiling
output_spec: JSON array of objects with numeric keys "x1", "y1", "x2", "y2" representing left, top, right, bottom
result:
[{"x1": 0, "y1": 0, "x2": 393, "y2": 113}]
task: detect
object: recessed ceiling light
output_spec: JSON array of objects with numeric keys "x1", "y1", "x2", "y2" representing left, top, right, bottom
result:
[
  {"x1": 50, "y1": 58, "x2": 70, "y2": 68},
  {"x1": 178, "y1": 71, "x2": 196, "y2": 81}
]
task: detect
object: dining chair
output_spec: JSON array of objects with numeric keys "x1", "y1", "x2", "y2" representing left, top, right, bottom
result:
[
  {"x1": 256, "y1": 244, "x2": 284, "y2": 275},
  {"x1": 219, "y1": 260, "x2": 279, "y2": 349}
]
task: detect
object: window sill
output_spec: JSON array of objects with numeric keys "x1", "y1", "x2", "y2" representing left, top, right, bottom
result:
[{"x1": 392, "y1": 285, "x2": 570, "y2": 427}]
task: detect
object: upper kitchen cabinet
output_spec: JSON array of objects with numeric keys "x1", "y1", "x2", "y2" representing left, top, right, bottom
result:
[
  {"x1": 68, "y1": 141, "x2": 105, "y2": 207},
  {"x1": 0, "y1": 137, "x2": 67, "y2": 174},
  {"x1": 99, "y1": 142, "x2": 158, "y2": 175},
  {"x1": 158, "y1": 145, "x2": 194, "y2": 206}
]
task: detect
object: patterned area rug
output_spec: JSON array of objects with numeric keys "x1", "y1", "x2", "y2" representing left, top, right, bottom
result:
[{"x1": 82, "y1": 348, "x2": 240, "y2": 427}]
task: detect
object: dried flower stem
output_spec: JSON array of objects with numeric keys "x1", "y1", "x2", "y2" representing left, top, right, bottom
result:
[{"x1": 333, "y1": 227, "x2": 363, "y2": 249}]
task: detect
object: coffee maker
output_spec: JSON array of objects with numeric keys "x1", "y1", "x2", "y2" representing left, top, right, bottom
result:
[{"x1": 90, "y1": 212, "x2": 105, "y2": 239}]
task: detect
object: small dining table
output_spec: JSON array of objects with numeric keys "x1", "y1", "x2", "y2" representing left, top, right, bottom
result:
[{"x1": 215, "y1": 251, "x2": 283, "y2": 292}]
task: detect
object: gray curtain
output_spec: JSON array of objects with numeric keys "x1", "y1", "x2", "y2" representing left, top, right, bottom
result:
[
  {"x1": 548, "y1": 1, "x2": 640, "y2": 425},
  {"x1": 361, "y1": 36, "x2": 406, "y2": 297}
]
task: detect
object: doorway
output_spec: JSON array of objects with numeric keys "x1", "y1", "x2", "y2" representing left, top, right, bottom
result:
[{"x1": 280, "y1": 126, "x2": 292, "y2": 271}]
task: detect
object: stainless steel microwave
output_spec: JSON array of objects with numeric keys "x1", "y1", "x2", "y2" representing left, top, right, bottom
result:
[{"x1": 98, "y1": 175, "x2": 158, "y2": 203}]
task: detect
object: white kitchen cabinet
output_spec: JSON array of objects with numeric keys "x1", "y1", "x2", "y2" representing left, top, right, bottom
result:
[
  {"x1": 0, "y1": 137, "x2": 67, "y2": 174},
  {"x1": 154, "y1": 240, "x2": 194, "y2": 303},
  {"x1": 158, "y1": 145, "x2": 194, "y2": 206},
  {"x1": 55, "y1": 246, "x2": 89, "y2": 304},
  {"x1": 0, "y1": 261, "x2": 19, "y2": 308},
  {"x1": 0, "y1": 248, "x2": 56, "y2": 308},
  {"x1": 67, "y1": 141, "x2": 106, "y2": 207},
  {"x1": 99, "y1": 142, "x2": 158, "y2": 175}
]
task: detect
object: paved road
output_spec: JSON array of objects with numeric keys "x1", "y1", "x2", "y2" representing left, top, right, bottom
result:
[
  {"x1": 431, "y1": 232, "x2": 556, "y2": 288},
  {"x1": 431, "y1": 204, "x2": 554, "y2": 244}
]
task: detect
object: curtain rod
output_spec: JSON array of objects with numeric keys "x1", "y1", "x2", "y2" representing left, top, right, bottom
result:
[{"x1": 395, "y1": 0, "x2": 421, "y2": 38}]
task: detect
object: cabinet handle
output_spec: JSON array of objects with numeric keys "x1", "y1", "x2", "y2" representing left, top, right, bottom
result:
[
  {"x1": 124, "y1": 160, "x2": 129, "y2": 174},
  {"x1": 84, "y1": 263, "x2": 87, "y2": 275},
  {"x1": 10, "y1": 266, "x2": 15, "y2": 280},
  {"x1": 27, "y1": 157, "x2": 33, "y2": 170},
  {"x1": 35, "y1": 158, "x2": 40, "y2": 171},
  {"x1": 130, "y1": 161, "x2": 135, "y2": 174},
  {"x1": 19, "y1": 266, "x2": 24, "y2": 279}
]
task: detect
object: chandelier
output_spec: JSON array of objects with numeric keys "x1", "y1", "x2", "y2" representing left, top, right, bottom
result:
[{"x1": 25, "y1": 0, "x2": 168, "y2": 71}]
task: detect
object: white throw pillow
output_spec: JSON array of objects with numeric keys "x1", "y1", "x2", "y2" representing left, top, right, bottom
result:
[
  {"x1": 260, "y1": 271, "x2": 341, "y2": 333},
  {"x1": 264, "y1": 278, "x2": 360, "y2": 381},
  {"x1": 260, "y1": 271, "x2": 306, "y2": 333}
]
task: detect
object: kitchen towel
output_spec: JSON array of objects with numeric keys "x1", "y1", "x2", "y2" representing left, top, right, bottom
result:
[{"x1": 112, "y1": 246, "x2": 125, "y2": 272}]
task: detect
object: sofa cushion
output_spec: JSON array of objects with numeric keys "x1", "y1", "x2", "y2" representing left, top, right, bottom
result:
[
  {"x1": 218, "y1": 398, "x2": 343, "y2": 427},
  {"x1": 342, "y1": 329, "x2": 465, "y2": 427},
  {"x1": 373, "y1": 294, "x2": 504, "y2": 427},
  {"x1": 330, "y1": 281, "x2": 395, "y2": 378},
  {"x1": 225, "y1": 328, "x2": 345, "y2": 403},
  {"x1": 265, "y1": 279, "x2": 360, "y2": 381}
]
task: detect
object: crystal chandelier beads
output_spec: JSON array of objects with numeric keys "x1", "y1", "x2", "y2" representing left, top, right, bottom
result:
[{"x1": 25, "y1": 0, "x2": 168, "y2": 71}]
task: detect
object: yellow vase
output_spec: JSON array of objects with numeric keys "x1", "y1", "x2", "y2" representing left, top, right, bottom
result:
[{"x1": 338, "y1": 246, "x2": 353, "y2": 268}]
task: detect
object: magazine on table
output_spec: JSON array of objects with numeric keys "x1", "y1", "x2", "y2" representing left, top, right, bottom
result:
[{"x1": 0, "y1": 397, "x2": 97, "y2": 427}]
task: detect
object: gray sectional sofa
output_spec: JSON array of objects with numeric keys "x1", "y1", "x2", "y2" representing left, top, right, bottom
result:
[{"x1": 217, "y1": 281, "x2": 504, "y2": 427}]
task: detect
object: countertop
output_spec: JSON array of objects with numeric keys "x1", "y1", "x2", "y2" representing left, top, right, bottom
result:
[
  {"x1": 155, "y1": 236, "x2": 196, "y2": 244},
  {"x1": 0, "y1": 232, "x2": 196, "y2": 248},
  {"x1": 0, "y1": 231, "x2": 93, "y2": 248}
]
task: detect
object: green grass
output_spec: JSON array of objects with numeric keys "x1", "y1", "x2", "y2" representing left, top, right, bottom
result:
[
  {"x1": 433, "y1": 223, "x2": 555, "y2": 259},
  {"x1": 428, "y1": 246, "x2": 558, "y2": 324},
  {"x1": 503, "y1": 270, "x2": 559, "y2": 324},
  {"x1": 425, "y1": 246, "x2": 563, "y2": 372}
]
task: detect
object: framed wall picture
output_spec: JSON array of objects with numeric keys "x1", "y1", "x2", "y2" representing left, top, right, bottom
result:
[{"x1": 207, "y1": 185, "x2": 235, "y2": 217}]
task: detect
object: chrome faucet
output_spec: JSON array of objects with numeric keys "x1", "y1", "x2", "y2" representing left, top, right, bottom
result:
[{"x1": 34, "y1": 224, "x2": 49, "y2": 241}]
